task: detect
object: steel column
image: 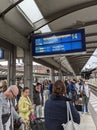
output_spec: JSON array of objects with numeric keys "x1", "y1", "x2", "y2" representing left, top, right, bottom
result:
[
  {"x1": 7, "y1": 45, "x2": 16, "y2": 86},
  {"x1": 51, "y1": 68, "x2": 55, "y2": 83},
  {"x1": 24, "y1": 43, "x2": 33, "y2": 100}
]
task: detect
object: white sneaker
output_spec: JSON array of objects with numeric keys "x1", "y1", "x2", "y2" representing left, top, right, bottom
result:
[{"x1": 81, "y1": 112, "x2": 85, "y2": 116}]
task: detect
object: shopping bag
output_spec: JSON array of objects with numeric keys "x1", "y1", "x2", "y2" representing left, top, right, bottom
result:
[
  {"x1": 62, "y1": 102, "x2": 81, "y2": 130},
  {"x1": 62, "y1": 120, "x2": 80, "y2": 130}
]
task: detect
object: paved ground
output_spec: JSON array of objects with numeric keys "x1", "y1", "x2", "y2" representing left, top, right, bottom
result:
[
  {"x1": 79, "y1": 91, "x2": 96, "y2": 130},
  {"x1": 80, "y1": 113, "x2": 96, "y2": 130}
]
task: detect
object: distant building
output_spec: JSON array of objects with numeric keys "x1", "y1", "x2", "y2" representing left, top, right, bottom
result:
[{"x1": 33, "y1": 65, "x2": 50, "y2": 74}]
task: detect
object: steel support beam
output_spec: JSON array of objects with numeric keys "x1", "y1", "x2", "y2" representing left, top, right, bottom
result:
[
  {"x1": 0, "y1": 0, "x2": 24, "y2": 17},
  {"x1": 33, "y1": 0, "x2": 97, "y2": 32},
  {"x1": 33, "y1": 57, "x2": 58, "y2": 70},
  {"x1": 86, "y1": 33, "x2": 97, "y2": 37},
  {"x1": 0, "y1": 37, "x2": 13, "y2": 50},
  {"x1": 34, "y1": 57, "x2": 71, "y2": 73},
  {"x1": 71, "y1": 63, "x2": 86, "y2": 69},
  {"x1": 66, "y1": 53, "x2": 92, "y2": 59},
  {"x1": 86, "y1": 48, "x2": 96, "y2": 52},
  {"x1": 71, "y1": 62, "x2": 86, "y2": 67},
  {"x1": 53, "y1": 56, "x2": 75, "y2": 75},
  {"x1": 86, "y1": 46, "x2": 97, "y2": 49},
  {"x1": 68, "y1": 58, "x2": 90, "y2": 64},
  {"x1": 63, "y1": 20, "x2": 97, "y2": 30},
  {"x1": 42, "y1": 57, "x2": 69, "y2": 73},
  {"x1": 86, "y1": 41, "x2": 97, "y2": 44},
  {"x1": 66, "y1": 53, "x2": 92, "y2": 58},
  {"x1": 70, "y1": 64, "x2": 88, "y2": 70},
  {"x1": 71, "y1": 58, "x2": 88, "y2": 63},
  {"x1": 0, "y1": 19, "x2": 29, "y2": 49}
]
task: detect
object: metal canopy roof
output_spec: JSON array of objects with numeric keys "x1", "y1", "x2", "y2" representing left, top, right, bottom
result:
[
  {"x1": 34, "y1": 0, "x2": 97, "y2": 75},
  {"x1": 0, "y1": 0, "x2": 97, "y2": 75}
]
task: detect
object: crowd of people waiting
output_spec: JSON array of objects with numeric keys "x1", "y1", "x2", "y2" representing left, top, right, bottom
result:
[
  {"x1": 0, "y1": 78, "x2": 90, "y2": 130},
  {"x1": 64, "y1": 78, "x2": 90, "y2": 114}
]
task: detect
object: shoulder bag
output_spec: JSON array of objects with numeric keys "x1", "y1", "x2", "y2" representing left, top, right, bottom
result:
[
  {"x1": 81, "y1": 85, "x2": 86, "y2": 97},
  {"x1": 2, "y1": 100, "x2": 11, "y2": 124},
  {"x1": 62, "y1": 102, "x2": 81, "y2": 130}
]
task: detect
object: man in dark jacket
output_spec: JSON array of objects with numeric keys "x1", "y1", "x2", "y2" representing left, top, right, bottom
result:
[
  {"x1": 33, "y1": 82, "x2": 44, "y2": 118},
  {"x1": 44, "y1": 80, "x2": 80, "y2": 130},
  {"x1": 70, "y1": 79, "x2": 77, "y2": 104}
]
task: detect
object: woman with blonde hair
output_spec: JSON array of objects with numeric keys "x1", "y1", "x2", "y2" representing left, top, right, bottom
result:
[{"x1": 2, "y1": 80, "x2": 7, "y2": 92}]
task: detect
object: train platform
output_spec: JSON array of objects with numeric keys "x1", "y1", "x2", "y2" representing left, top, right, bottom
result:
[
  {"x1": 79, "y1": 92, "x2": 97, "y2": 130},
  {"x1": 80, "y1": 113, "x2": 96, "y2": 130},
  {"x1": 6, "y1": 92, "x2": 97, "y2": 130}
]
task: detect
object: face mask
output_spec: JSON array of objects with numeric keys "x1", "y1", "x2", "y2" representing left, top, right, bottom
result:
[{"x1": 85, "y1": 82, "x2": 88, "y2": 85}]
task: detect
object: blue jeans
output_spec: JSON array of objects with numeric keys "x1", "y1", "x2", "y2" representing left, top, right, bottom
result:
[{"x1": 82, "y1": 96, "x2": 89, "y2": 113}]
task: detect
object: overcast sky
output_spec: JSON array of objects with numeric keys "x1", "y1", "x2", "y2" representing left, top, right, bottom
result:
[{"x1": 82, "y1": 48, "x2": 97, "y2": 71}]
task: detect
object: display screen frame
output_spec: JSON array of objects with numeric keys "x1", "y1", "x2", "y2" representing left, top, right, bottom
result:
[
  {"x1": 0, "y1": 48, "x2": 4, "y2": 59},
  {"x1": 32, "y1": 29, "x2": 86, "y2": 57}
]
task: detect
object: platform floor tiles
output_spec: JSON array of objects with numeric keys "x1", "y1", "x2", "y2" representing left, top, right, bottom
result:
[{"x1": 80, "y1": 113, "x2": 96, "y2": 130}]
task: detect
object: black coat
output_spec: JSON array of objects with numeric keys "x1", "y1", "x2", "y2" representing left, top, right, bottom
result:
[
  {"x1": 44, "y1": 94, "x2": 80, "y2": 130},
  {"x1": 33, "y1": 89, "x2": 44, "y2": 106}
]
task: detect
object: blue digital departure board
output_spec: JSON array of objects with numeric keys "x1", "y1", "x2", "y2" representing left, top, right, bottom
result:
[
  {"x1": 32, "y1": 29, "x2": 86, "y2": 57},
  {"x1": 0, "y1": 48, "x2": 4, "y2": 59}
]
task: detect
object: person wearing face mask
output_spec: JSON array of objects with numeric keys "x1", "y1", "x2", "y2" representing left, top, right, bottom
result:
[
  {"x1": 80, "y1": 80, "x2": 90, "y2": 114},
  {"x1": 33, "y1": 82, "x2": 44, "y2": 118}
]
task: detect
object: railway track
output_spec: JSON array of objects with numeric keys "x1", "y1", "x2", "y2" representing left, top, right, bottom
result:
[{"x1": 89, "y1": 85, "x2": 97, "y2": 96}]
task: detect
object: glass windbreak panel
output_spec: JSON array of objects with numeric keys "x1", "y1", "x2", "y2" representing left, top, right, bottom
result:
[{"x1": 82, "y1": 49, "x2": 97, "y2": 71}]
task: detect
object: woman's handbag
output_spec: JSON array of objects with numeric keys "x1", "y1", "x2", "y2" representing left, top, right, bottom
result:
[
  {"x1": 29, "y1": 112, "x2": 35, "y2": 121},
  {"x1": 62, "y1": 102, "x2": 81, "y2": 130}
]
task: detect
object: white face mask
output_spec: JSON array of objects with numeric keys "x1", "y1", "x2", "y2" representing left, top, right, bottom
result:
[{"x1": 85, "y1": 82, "x2": 88, "y2": 85}]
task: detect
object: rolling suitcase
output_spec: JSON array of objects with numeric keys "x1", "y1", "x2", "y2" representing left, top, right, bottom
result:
[{"x1": 30, "y1": 117, "x2": 45, "y2": 130}]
